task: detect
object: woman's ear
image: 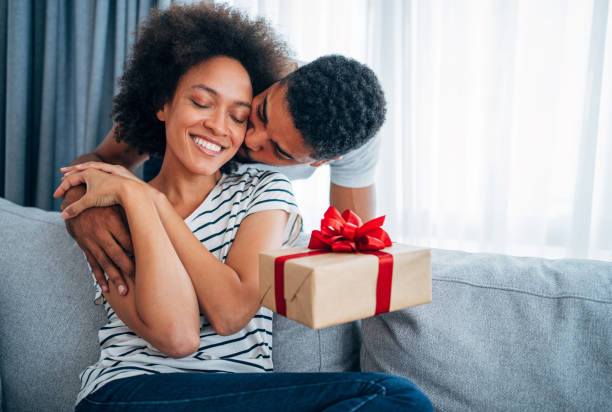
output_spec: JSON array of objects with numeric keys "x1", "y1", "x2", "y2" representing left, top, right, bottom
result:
[{"x1": 156, "y1": 106, "x2": 166, "y2": 122}]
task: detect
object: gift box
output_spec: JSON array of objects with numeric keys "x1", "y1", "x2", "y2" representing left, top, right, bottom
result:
[{"x1": 259, "y1": 243, "x2": 432, "y2": 329}]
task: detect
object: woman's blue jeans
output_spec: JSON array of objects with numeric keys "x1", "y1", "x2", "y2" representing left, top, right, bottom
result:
[{"x1": 75, "y1": 372, "x2": 432, "y2": 411}]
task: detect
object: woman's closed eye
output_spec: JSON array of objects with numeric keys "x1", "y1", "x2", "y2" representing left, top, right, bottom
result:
[
  {"x1": 191, "y1": 96, "x2": 249, "y2": 124},
  {"x1": 231, "y1": 113, "x2": 249, "y2": 124},
  {"x1": 191, "y1": 99, "x2": 211, "y2": 109},
  {"x1": 230, "y1": 109, "x2": 250, "y2": 125}
]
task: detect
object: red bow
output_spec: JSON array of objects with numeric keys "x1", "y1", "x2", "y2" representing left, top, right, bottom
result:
[{"x1": 308, "y1": 207, "x2": 392, "y2": 252}]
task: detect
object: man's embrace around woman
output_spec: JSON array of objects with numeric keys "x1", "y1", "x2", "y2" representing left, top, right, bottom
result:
[{"x1": 55, "y1": 3, "x2": 432, "y2": 411}]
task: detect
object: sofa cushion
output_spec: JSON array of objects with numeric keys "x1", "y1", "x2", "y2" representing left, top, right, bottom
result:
[
  {"x1": 361, "y1": 248, "x2": 612, "y2": 411},
  {"x1": 273, "y1": 315, "x2": 360, "y2": 372},
  {"x1": 0, "y1": 198, "x2": 360, "y2": 411},
  {"x1": 273, "y1": 232, "x2": 361, "y2": 373}
]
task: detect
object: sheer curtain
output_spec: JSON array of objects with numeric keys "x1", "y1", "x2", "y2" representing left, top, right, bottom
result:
[
  {"x1": 371, "y1": 0, "x2": 612, "y2": 261},
  {"x1": 224, "y1": 0, "x2": 611, "y2": 261}
]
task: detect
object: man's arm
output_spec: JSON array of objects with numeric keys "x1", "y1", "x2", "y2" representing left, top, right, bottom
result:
[
  {"x1": 327, "y1": 134, "x2": 380, "y2": 221},
  {"x1": 67, "y1": 125, "x2": 148, "y2": 170},
  {"x1": 61, "y1": 126, "x2": 149, "y2": 296},
  {"x1": 330, "y1": 183, "x2": 376, "y2": 222}
]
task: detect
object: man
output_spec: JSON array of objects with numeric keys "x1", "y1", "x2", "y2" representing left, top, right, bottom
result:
[{"x1": 62, "y1": 54, "x2": 386, "y2": 296}]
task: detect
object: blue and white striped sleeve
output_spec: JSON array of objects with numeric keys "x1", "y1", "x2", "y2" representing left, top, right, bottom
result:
[{"x1": 245, "y1": 172, "x2": 303, "y2": 246}]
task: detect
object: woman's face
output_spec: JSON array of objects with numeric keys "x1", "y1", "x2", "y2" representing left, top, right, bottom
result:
[{"x1": 156, "y1": 56, "x2": 252, "y2": 176}]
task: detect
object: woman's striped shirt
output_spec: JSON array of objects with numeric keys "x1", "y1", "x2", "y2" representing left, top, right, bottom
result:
[{"x1": 76, "y1": 168, "x2": 302, "y2": 405}]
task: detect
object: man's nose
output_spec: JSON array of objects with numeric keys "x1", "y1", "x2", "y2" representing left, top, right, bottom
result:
[{"x1": 244, "y1": 127, "x2": 267, "y2": 151}]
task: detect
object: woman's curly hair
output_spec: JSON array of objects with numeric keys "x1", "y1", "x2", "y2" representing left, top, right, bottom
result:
[{"x1": 112, "y1": 3, "x2": 292, "y2": 161}]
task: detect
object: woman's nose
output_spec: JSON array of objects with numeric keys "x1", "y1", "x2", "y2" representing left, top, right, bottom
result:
[{"x1": 203, "y1": 110, "x2": 227, "y2": 136}]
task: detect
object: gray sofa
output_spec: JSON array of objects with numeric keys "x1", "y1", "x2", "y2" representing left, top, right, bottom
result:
[{"x1": 1, "y1": 196, "x2": 611, "y2": 411}]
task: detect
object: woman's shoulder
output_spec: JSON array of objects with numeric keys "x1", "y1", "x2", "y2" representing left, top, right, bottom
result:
[
  {"x1": 209, "y1": 167, "x2": 295, "y2": 210},
  {"x1": 221, "y1": 167, "x2": 302, "y2": 246},
  {"x1": 221, "y1": 167, "x2": 293, "y2": 191}
]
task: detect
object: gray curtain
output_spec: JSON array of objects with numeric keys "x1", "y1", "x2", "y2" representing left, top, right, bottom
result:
[{"x1": 0, "y1": 0, "x2": 172, "y2": 210}]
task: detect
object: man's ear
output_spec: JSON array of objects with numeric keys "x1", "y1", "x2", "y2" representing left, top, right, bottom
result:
[{"x1": 309, "y1": 157, "x2": 341, "y2": 167}]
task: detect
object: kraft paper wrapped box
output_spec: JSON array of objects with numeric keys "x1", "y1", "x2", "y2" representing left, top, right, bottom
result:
[{"x1": 259, "y1": 244, "x2": 432, "y2": 329}]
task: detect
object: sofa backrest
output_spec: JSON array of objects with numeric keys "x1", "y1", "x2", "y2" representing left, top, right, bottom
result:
[
  {"x1": 0, "y1": 198, "x2": 107, "y2": 411},
  {"x1": 0, "y1": 197, "x2": 359, "y2": 412},
  {"x1": 361, "y1": 248, "x2": 612, "y2": 411}
]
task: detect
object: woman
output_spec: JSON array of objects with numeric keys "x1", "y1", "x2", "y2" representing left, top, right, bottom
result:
[{"x1": 55, "y1": 4, "x2": 432, "y2": 411}]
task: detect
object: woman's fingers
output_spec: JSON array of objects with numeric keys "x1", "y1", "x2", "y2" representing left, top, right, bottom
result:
[
  {"x1": 61, "y1": 162, "x2": 108, "y2": 176},
  {"x1": 80, "y1": 162, "x2": 114, "y2": 173},
  {"x1": 54, "y1": 172, "x2": 88, "y2": 198},
  {"x1": 61, "y1": 162, "x2": 138, "y2": 181},
  {"x1": 61, "y1": 194, "x2": 97, "y2": 219},
  {"x1": 59, "y1": 166, "x2": 75, "y2": 173},
  {"x1": 74, "y1": 161, "x2": 119, "y2": 174},
  {"x1": 61, "y1": 161, "x2": 102, "y2": 170}
]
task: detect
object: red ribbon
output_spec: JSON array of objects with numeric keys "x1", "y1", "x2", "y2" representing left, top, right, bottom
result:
[
  {"x1": 273, "y1": 207, "x2": 394, "y2": 317},
  {"x1": 274, "y1": 250, "x2": 329, "y2": 316},
  {"x1": 308, "y1": 207, "x2": 392, "y2": 252},
  {"x1": 360, "y1": 250, "x2": 394, "y2": 315}
]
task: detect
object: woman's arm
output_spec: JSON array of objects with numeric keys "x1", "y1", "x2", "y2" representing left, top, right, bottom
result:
[
  {"x1": 151, "y1": 191, "x2": 288, "y2": 336},
  {"x1": 55, "y1": 171, "x2": 201, "y2": 357},
  {"x1": 59, "y1": 163, "x2": 293, "y2": 336}
]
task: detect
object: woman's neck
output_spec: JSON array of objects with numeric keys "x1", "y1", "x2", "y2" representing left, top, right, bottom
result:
[{"x1": 148, "y1": 156, "x2": 221, "y2": 219}]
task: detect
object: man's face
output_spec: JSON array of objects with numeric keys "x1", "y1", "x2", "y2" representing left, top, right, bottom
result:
[{"x1": 236, "y1": 81, "x2": 317, "y2": 166}]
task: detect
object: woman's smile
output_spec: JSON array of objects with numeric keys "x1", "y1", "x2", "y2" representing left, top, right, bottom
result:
[{"x1": 190, "y1": 134, "x2": 225, "y2": 156}]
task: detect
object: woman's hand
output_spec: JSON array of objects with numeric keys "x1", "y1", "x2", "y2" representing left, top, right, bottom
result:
[
  {"x1": 54, "y1": 168, "x2": 136, "y2": 219},
  {"x1": 60, "y1": 161, "x2": 143, "y2": 183}
]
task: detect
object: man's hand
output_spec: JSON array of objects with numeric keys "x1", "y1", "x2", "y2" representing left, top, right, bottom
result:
[
  {"x1": 58, "y1": 126, "x2": 148, "y2": 295},
  {"x1": 62, "y1": 184, "x2": 134, "y2": 295}
]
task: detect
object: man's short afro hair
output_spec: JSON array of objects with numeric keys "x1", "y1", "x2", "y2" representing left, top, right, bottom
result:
[
  {"x1": 112, "y1": 3, "x2": 292, "y2": 159},
  {"x1": 281, "y1": 55, "x2": 386, "y2": 160}
]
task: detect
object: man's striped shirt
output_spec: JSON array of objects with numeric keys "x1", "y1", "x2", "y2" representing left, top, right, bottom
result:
[{"x1": 77, "y1": 168, "x2": 302, "y2": 405}]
